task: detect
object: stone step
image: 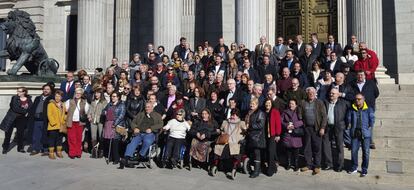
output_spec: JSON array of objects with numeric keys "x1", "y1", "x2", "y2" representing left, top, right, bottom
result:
[
  {"x1": 372, "y1": 137, "x2": 414, "y2": 150},
  {"x1": 370, "y1": 149, "x2": 414, "y2": 160},
  {"x1": 375, "y1": 118, "x2": 414, "y2": 127},
  {"x1": 374, "y1": 126, "x2": 414, "y2": 138},
  {"x1": 376, "y1": 104, "x2": 414, "y2": 111},
  {"x1": 375, "y1": 111, "x2": 414, "y2": 119},
  {"x1": 369, "y1": 159, "x2": 414, "y2": 175},
  {"x1": 376, "y1": 97, "x2": 414, "y2": 104}
]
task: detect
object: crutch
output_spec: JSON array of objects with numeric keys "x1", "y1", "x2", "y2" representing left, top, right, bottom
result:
[{"x1": 106, "y1": 137, "x2": 112, "y2": 165}]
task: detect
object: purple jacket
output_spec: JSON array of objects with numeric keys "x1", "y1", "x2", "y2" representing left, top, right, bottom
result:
[{"x1": 281, "y1": 109, "x2": 303, "y2": 148}]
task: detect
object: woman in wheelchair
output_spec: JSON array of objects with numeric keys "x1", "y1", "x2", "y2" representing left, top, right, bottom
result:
[
  {"x1": 119, "y1": 102, "x2": 163, "y2": 169},
  {"x1": 211, "y1": 108, "x2": 246, "y2": 179},
  {"x1": 162, "y1": 109, "x2": 191, "y2": 168},
  {"x1": 188, "y1": 108, "x2": 219, "y2": 169}
]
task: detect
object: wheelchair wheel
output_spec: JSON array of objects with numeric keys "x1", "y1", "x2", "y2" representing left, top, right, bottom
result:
[
  {"x1": 243, "y1": 157, "x2": 252, "y2": 174},
  {"x1": 210, "y1": 166, "x2": 218, "y2": 177}
]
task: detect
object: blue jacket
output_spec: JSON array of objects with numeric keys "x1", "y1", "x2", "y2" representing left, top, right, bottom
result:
[
  {"x1": 346, "y1": 102, "x2": 375, "y2": 138},
  {"x1": 102, "y1": 101, "x2": 126, "y2": 127}
]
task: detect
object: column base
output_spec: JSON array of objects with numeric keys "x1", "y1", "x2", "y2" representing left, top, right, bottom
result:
[{"x1": 375, "y1": 67, "x2": 396, "y2": 84}]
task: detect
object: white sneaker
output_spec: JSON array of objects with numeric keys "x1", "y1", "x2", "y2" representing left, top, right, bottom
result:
[{"x1": 347, "y1": 169, "x2": 358, "y2": 174}]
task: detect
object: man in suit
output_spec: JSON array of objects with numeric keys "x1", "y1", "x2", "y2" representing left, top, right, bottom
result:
[
  {"x1": 214, "y1": 37, "x2": 229, "y2": 54},
  {"x1": 143, "y1": 43, "x2": 156, "y2": 64},
  {"x1": 322, "y1": 88, "x2": 349, "y2": 172},
  {"x1": 325, "y1": 35, "x2": 343, "y2": 57},
  {"x1": 348, "y1": 35, "x2": 359, "y2": 53},
  {"x1": 310, "y1": 33, "x2": 324, "y2": 60},
  {"x1": 255, "y1": 36, "x2": 272, "y2": 60},
  {"x1": 173, "y1": 37, "x2": 187, "y2": 58},
  {"x1": 223, "y1": 79, "x2": 247, "y2": 109},
  {"x1": 209, "y1": 55, "x2": 227, "y2": 80},
  {"x1": 293, "y1": 35, "x2": 306, "y2": 58},
  {"x1": 258, "y1": 55, "x2": 278, "y2": 83},
  {"x1": 273, "y1": 36, "x2": 288, "y2": 62},
  {"x1": 299, "y1": 44, "x2": 317, "y2": 74},
  {"x1": 241, "y1": 58, "x2": 259, "y2": 83},
  {"x1": 60, "y1": 72, "x2": 75, "y2": 101},
  {"x1": 82, "y1": 75, "x2": 93, "y2": 102},
  {"x1": 280, "y1": 49, "x2": 297, "y2": 71},
  {"x1": 324, "y1": 52, "x2": 343, "y2": 74}
]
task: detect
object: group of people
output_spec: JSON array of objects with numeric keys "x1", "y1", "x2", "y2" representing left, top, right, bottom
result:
[{"x1": 0, "y1": 33, "x2": 379, "y2": 179}]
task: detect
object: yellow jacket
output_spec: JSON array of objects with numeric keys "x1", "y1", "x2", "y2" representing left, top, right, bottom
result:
[{"x1": 47, "y1": 100, "x2": 66, "y2": 131}]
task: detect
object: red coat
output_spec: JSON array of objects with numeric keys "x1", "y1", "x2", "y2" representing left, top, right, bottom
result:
[
  {"x1": 268, "y1": 108, "x2": 282, "y2": 137},
  {"x1": 354, "y1": 49, "x2": 379, "y2": 80}
]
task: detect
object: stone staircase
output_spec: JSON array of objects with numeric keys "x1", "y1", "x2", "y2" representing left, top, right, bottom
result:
[{"x1": 344, "y1": 83, "x2": 414, "y2": 186}]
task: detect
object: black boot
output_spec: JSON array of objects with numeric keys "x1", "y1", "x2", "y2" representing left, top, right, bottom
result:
[
  {"x1": 293, "y1": 157, "x2": 299, "y2": 172},
  {"x1": 249, "y1": 161, "x2": 261, "y2": 178}
]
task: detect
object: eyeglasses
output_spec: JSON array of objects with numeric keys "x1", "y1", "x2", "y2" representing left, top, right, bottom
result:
[
  {"x1": 17, "y1": 90, "x2": 23, "y2": 93},
  {"x1": 168, "y1": 69, "x2": 174, "y2": 71},
  {"x1": 111, "y1": 96, "x2": 118, "y2": 98},
  {"x1": 125, "y1": 88, "x2": 130, "y2": 90},
  {"x1": 177, "y1": 114, "x2": 183, "y2": 116}
]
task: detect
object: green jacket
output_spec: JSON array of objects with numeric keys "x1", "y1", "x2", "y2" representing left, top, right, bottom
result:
[{"x1": 131, "y1": 111, "x2": 163, "y2": 132}]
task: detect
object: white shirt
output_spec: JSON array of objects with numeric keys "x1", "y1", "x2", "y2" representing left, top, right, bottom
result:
[
  {"x1": 65, "y1": 81, "x2": 73, "y2": 92},
  {"x1": 330, "y1": 60, "x2": 337, "y2": 71},
  {"x1": 65, "y1": 99, "x2": 90, "y2": 122},
  {"x1": 357, "y1": 80, "x2": 366, "y2": 92},
  {"x1": 163, "y1": 119, "x2": 191, "y2": 139}
]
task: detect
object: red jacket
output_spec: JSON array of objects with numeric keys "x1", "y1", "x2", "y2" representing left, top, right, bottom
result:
[
  {"x1": 354, "y1": 49, "x2": 379, "y2": 80},
  {"x1": 268, "y1": 108, "x2": 282, "y2": 137}
]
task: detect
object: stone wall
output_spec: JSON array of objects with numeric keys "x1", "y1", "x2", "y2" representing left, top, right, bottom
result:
[{"x1": 394, "y1": 0, "x2": 414, "y2": 84}]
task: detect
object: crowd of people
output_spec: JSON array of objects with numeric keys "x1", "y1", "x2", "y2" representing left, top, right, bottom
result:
[{"x1": 0, "y1": 33, "x2": 379, "y2": 179}]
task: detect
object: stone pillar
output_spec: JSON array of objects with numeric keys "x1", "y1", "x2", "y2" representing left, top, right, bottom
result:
[
  {"x1": 77, "y1": 0, "x2": 107, "y2": 72},
  {"x1": 257, "y1": 0, "x2": 276, "y2": 45},
  {"x1": 222, "y1": 0, "x2": 236, "y2": 45},
  {"x1": 236, "y1": 0, "x2": 260, "y2": 50},
  {"x1": 181, "y1": 0, "x2": 195, "y2": 48},
  {"x1": 154, "y1": 0, "x2": 182, "y2": 55},
  {"x1": 115, "y1": 0, "x2": 131, "y2": 62},
  {"x1": 337, "y1": 0, "x2": 347, "y2": 47},
  {"x1": 352, "y1": 0, "x2": 383, "y2": 66}
]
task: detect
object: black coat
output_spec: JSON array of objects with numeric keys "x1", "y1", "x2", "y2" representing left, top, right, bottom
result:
[
  {"x1": 323, "y1": 99, "x2": 349, "y2": 130},
  {"x1": 351, "y1": 80, "x2": 379, "y2": 110},
  {"x1": 125, "y1": 95, "x2": 146, "y2": 127},
  {"x1": 188, "y1": 120, "x2": 219, "y2": 141},
  {"x1": 0, "y1": 95, "x2": 32, "y2": 131},
  {"x1": 247, "y1": 109, "x2": 266, "y2": 149},
  {"x1": 206, "y1": 100, "x2": 225, "y2": 126}
]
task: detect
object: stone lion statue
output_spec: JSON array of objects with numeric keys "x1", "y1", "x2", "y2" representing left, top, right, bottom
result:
[{"x1": 0, "y1": 10, "x2": 59, "y2": 76}]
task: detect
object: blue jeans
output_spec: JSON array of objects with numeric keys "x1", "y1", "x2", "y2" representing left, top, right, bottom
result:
[
  {"x1": 32, "y1": 121, "x2": 45, "y2": 152},
  {"x1": 351, "y1": 137, "x2": 371, "y2": 173},
  {"x1": 124, "y1": 133, "x2": 155, "y2": 158}
]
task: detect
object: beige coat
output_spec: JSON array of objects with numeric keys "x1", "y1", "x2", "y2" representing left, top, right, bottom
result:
[{"x1": 214, "y1": 120, "x2": 247, "y2": 156}]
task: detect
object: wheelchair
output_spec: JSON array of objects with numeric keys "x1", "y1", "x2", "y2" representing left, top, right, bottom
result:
[
  {"x1": 161, "y1": 143, "x2": 187, "y2": 169},
  {"x1": 209, "y1": 140, "x2": 252, "y2": 179},
  {"x1": 119, "y1": 133, "x2": 162, "y2": 169}
]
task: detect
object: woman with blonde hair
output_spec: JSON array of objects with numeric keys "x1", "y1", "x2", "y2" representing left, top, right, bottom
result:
[
  {"x1": 65, "y1": 88, "x2": 90, "y2": 158},
  {"x1": 47, "y1": 90, "x2": 66, "y2": 159}
]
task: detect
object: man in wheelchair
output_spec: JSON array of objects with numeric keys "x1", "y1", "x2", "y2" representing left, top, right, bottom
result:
[{"x1": 119, "y1": 102, "x2": 163, "y2": 169}]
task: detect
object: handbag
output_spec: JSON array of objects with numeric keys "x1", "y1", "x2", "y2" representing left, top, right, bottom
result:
[
  {"x1": 216, "y1": 133, "x2": 230, "y2": 145},
  {"x1": 292, "y1": 127, "x2": 304, "y2": 137}
]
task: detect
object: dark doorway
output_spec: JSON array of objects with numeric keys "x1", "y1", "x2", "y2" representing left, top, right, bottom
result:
[
  {"x1": 194, "y1": 0, "x2": 223, "y2": 46},
  {"x1": 130, "y1": 0, "x2": 154, "y2": 56},
  {"x1": 67, "y1": 15, "x2": 77, "y2": 71}
]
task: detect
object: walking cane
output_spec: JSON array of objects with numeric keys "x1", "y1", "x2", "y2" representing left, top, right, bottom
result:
[{"x1": 106, "y1": 137, "x2": 112, "y2": 165}]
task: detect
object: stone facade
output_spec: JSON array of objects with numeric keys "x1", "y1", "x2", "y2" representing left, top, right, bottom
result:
[{"x1": 0, "y1": 0, "x2": 412, "y2": 83}]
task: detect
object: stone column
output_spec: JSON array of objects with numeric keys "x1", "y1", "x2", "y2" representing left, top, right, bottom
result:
[
  {"x1": 257, "y1": 0, "x2": 276, "y2": 44},
  {"x1": 154, "y1": 0, "x2": 182, "y2": 55},
  {"x1": 77, "y1": 0, "x2": 107, "y2": 72},
  {"x1": 337, "y1": 0, "x2": 347, "y2": 47},
  {"x1": 115, "y1": 0, "x2": 131, "y2": 62},
  {"x1": 222, "y1": 0, "x2": 236, "y2": 45},
  {"x1": 236, "y1": 0, "x2": 260, "y2": 50},
  {"x1": 181, "y1": 0, "x2": 195, "y2": 48},
  {"x1": 352, "y1": 0, "x2": 383, "y2": 66}
]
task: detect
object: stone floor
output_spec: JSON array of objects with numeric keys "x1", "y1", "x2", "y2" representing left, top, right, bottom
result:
[{"x1": 0, "y1": 149, "x2": 413, "y2": 190}]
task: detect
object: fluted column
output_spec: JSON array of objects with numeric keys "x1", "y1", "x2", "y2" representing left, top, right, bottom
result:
[
  {"x1": 181, "y1": 0, "x2": 195, "y2": 48},
  {"x1": 154, "y1": 0, "x2": 182, "y2": 55},
  {"x1": 352, "y1": 0, "x2": 383, "y2": 66},
  {"x1": 236, "y1": 0, "x2": 260, "y2": 50},
  {"x1": 337, "y1": 0, "x2": 347, "y2": 47},
  {"x1": 115, "y1": 0, "x2": 131, "y2": 62},
  {"x1": 77, "y1": 0, "x2": 107, "y2": 71}
]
